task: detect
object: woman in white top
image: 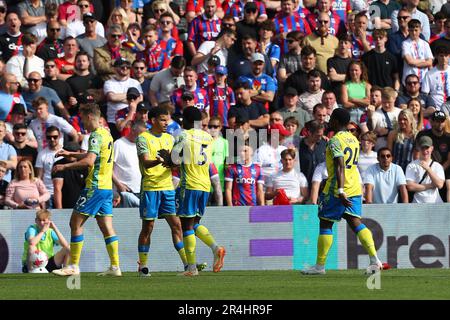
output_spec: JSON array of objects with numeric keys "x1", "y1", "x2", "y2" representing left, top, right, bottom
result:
[{"x1": 265, "y1": 149, "x2": 309, "y2": 204}]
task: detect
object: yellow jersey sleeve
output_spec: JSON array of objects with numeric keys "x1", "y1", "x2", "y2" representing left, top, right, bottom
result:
[
  {"x1": 137, "y1": 131, "x2": 174, "y2": 191},
  {"x1": 85, "y1": 127, "x2": 113, "y2": 190}
]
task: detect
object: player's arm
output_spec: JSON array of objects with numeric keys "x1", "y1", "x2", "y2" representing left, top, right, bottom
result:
[
  {"x1": 55, "y1": 149, "x2": 89, "y2": 161},
  {"x1": 211, "y1": 174, "x2": 223, "y2": 206},
  {"x1": 334, "y1": 156, "x2": 352, "y2": 207},
  {"x1": 52, "y1": 178, "x2": 64, "y2": 209},
  {"x1": 364, "y1": 183, "x2": 373, "y2": 204},
  {"x1": 53, "y1": 152, "x2": 97, "y2": 173},
  {"x1": 225, "y1": 180, "x2": 233, "y2": 206}
]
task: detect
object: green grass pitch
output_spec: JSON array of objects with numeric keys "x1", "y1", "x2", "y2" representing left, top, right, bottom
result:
[{"x1": 1, "y1": 269, "x2": 450, "y2": 300}]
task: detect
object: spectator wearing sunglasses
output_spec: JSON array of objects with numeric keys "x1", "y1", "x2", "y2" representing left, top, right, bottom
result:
[
  {"x1": 36, "y1": 21, "x2": 65, "y2": 62},
  {"x1": 10, "y1": 122, "x2": 38, "y2": 166},
  {"x1": 277, "y1": 31, "x2": 304, "y2": 84},
  {"x1": 75, "y1": 13, "x2": 107, "y2": 70},
  {"x1": 227, "y1": 0, "x2": 267, "y2": 23},
  {"x1": 364, "y1": 147, "x2": 408, "y2": 204},
  {"x1": 93, "y1": 24, "x2": 136, "y2": 82},
  {"x1": 66, "y1": 2, "x2": 105, "y2": 38}
]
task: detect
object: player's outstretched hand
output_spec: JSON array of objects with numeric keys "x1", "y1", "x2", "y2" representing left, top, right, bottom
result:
[{"x1": 158, "y1": 149, "x2": 173, "y2": 167}]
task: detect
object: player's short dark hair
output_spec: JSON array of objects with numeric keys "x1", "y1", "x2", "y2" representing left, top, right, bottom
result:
[
  {"x1": 217, "y1": 27, "x2": 236, "y2": 39},
  {"x1": 149, "y1": 106, "x2": 169, "y2": 119},
  {"x1": 301, "y1": 45, "x2": 316, "y2": 57},
  {"x1": 183, "y1": 107, "x2": 202, "y2": 128},
  {"x1": 46, "y1": 125, "x2": 60, "y2": 134},
  {"x1": 234, "y1": 80, "x2": 251, "y2": 90},
  {"x1": 159, "y1": 12, "x2": 174, "y2": 21},
  {"x1": 242, "y1": 34, "x2": 257, "y2": 42},
  {"x1": 370, "y1": 85, "x2": 383, "y2": 93},
  {"x1": 313, "y1": 103, "x2": 326, "y2": 114},
  {"x1": 286, "y1": 30, "x2": 304, "y2": 42},
  {"x1": 331, "y1": 108, "x2": 350, "y2": 126},
  {"x1": 75, "y1": 51, "x2": 89, "y2": 61}
]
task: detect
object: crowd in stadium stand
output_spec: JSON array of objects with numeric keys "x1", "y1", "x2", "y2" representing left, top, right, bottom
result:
[{"x1": 0, "y1": 0, "x2": 449, "y2": 209}]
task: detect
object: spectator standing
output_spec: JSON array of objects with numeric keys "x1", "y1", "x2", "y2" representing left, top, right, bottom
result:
[
  {"x1": 361, "y1": 29, "x2": 400, "y2": 90},
  {"x1": 5, "y1": 159, "x2": 49, "y2": 209},
  {"x1": 149, "y1": 55, "x2": 185, "y2": 107},
  {"x1": 265, "y1": 148, "x2": 309, "y2": 204},
  {"x1": 6, "y1": 33, "x2": 44, "y2": 89},
  {"x1": 388, "y1": 109, "x2": 418, "y2": 172},
  {"x1": 396, "y1": 74, "x2": 428, "y2": 111},
  {"x1": 421, "y1": 45, "x2": 450, "y2": 113},
  {"x1": 304, "y1": 12, "x2": 339, "y2": 74},
  {"x1": 17, "y1": 0, "x2": 46, "y2": 34},
  {"x1": 284, "y1": 45, "x2": 330, "y2": 96},
  {"x1": 406, "y1": 135, "x2": 445, "y2": 203},
  {"x1": 327, "y1": 34, "x2": 353, "y2": 102},
  {"x1": 368, "y1": 87, "x2": 401, "y2": 150},
  {"x1": 228, "y1": 82, "x2": 269, "y2": 130},
  {"x1": 237, "y1": 52, "x2": 276, "y2": 112},
  {"x1": 0, "y1": 12, "x2": 23, "y2": 62},
  {"x1": 298, "y1": 70, "x2": 325, "y2": 116},
  {"x1": 298, "y1": 120, "x2": 327, "y2": 186},
  {"x1": 104, "y1": 57, "x2": 142, "y2": 139},
  {"x1": 35, "y1": 21, "x2": 64, "y2": 61},
  {"x1": 349, "y1": 12, "x2": 374, "y2": 61},
  {"x1": 0, "y1": 73, "x2": 26, "y2": 121},
  {"x1": 43, "y1": 59, "x2": 78, "y2": 116},
  {"x1": 187, "y1": 0, "x2": 221, "y2": 57},
  {"x1": 113, "y1": 121, "x2": 145, "y2": 208},
  {"x1": 93, "y1": 24, "x2": 136, "y2": 82},
  {"x1": 370, "y1": 0, "x2": 401, "y2": 33},
  {"x1": 66, "y1": 1, "x2": 105, "y2": 38},
  {"x1": 171, "y1": 67, "x2": 209, "y2": 115},
  {"x1": 277, "y1": 31, "x2": 303, "y2": 85},
  {"x1": 278, "y1": 87, "x2": 311, "y2": 135},
  {"x1": 341, "y1": 61, "x2": 371, "y2": 124},
  {"x1": 401, "y1": 19, "x2": 433, "y2": 86},
  {"x1": 208, "y1": 116, "x2": 228, "y2": 191},
  {"x1": 207, "y1": 66, "x2": 236, "y2": 128},
  {"x1": 29, "y1": 97, "x2": 78, "y2": 152},
  {"x1": 391, "y1": 0, "x2": 431, "y2": 40},
  {"x1": 364, "y1": 147, "x2": 409, "y2": 204},
  {"x1": 35, "y1": 126, "x2": 64, "y2": 208},
  {"x1": 75, "y1": 13, "x2": 107, "y2": 75},
  {"x1": 358, "y1": 131, "x2": 378, "y2": 182},
  {"x1": 0, "y1": 120, "x2": 17, "y2": 183},
  {"x1": 11, "y1": 123, "x2": 38, "y2": 166},
  {"x1": 52, "y1": 142, "x2": 87, "y2": 209},
  {"x1": 431, "y1": 19, "x2": 450, "y2": 54},
  {"x1": 415, "y1": 110, "x2": 450, "y2": 201},
  {"x1": 225, "y1": 144, "x2": 264, "y2": 206}
]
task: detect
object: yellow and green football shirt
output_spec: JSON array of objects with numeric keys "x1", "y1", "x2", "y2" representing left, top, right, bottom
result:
[
  {"x1": 173, "y1": 128, "x2": 213, "y2": 192},
  {"x1": 85, "y1": 127, "x2": 113, "y2": 190},
  {"x1": 136, "y1": 131, "x2": 174, "y2": 191},
  {"x1": 323, "y1": 130, "x2": 362, "y2": 197}
]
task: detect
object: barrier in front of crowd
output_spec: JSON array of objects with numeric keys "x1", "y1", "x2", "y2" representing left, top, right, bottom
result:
[{"x1": 0, "y1": 204, "x2": 449, "y2": 273}]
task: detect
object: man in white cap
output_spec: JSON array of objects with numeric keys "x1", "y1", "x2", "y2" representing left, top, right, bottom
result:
[{"x1": 237, "y1": 52, "x2": 277, "y2": 111}]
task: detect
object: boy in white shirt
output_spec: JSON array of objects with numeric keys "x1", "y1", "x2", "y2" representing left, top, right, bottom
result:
[{"x1": 402, "y1": 19, "x2": 433, "y2": 85}]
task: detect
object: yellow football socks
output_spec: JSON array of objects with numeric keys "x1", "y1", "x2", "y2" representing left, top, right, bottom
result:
[
  {"x1": 105, "y1": 235, "x2": 120, "y2": 267},
  {"x1": 70, "y1": 234, "x2": 84, "y2": 266}
]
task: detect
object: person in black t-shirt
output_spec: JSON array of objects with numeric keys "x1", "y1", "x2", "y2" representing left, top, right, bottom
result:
[
  {"x1": 0, "y1": 12, "x2": 22, "y2": 63},
  {"x1": 51, "y1": 142, "x2": 87, "y2": 209},
  {"x1": 66, "y1": 52, "x2": 103, "y2": 116},
  {"x1": 228, "y1": 81, "x2": 269, "y2": 130},
  {"x1": 284, "y1": 45, "x2": 330, "y2": 96},
  {"x1": 361, "y1": 29, "x2": 400, "y2": 90},
  {"x1": 43, "y1": 59, "x2": 77, "y2": 115},
  {"x1": 11, "y1": 123, "x2": 37, "y2": 167},
  {"x1": 327, "y1": 34, "x2": 352, "y2": 101}
]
